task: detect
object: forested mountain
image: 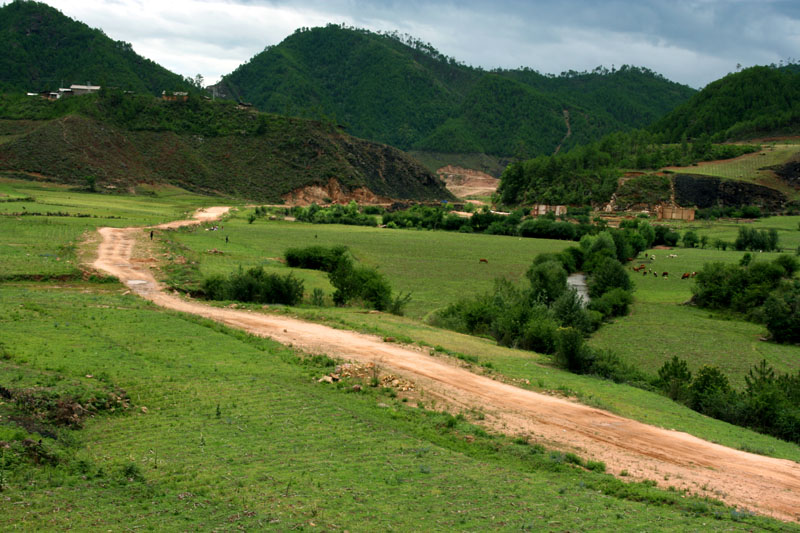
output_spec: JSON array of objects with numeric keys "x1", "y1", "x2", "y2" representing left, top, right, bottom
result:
[
  {"x1": 215, "y1": 24, "x2": 695, "y2": 158},
  {"x1": 651, "y1": 66, "x2": 800, "y2": 142},
  {"x1": 0, "y1": 92, "x2": 450, "y2": 202},
  {"x1": 0, "y1": 1, "x2": 192, "y2": 95}
]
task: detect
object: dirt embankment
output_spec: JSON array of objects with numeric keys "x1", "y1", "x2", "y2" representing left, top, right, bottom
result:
[
  {"x1": 90, "y1": 208, "x2": 800, "y2": 523},
  {"x1": 437, "y1": 165, "x2": 498, "y2": 199},
  {"x1": 281, "y1": 177, "x2": 392, "y2": 206}
]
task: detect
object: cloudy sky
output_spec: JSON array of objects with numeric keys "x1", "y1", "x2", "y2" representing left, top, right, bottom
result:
[{"x1": 17, "y1": 0, "x2": 800, "y2": 88}]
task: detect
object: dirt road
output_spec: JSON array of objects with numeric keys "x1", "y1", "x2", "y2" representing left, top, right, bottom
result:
[{"x1": 91, "y1": 208, "x2": 800, "y2": 522}]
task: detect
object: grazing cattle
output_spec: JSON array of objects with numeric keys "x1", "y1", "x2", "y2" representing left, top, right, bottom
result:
[
  {"x1": 632, "y1": 264, "x2": 647, "y2": 272},
  {"x1": 653, "y1": 271, "x2": 658, "y2": 277},
  {"x1": 662, "y1": 271, "x2": 669, "y2": 278},
  {"x1": 642, "y1": 270, "x2": 648, "y2": 276},
  {"x1": 667, "y1": 254, "x2": 678, "y2": 258},
  {"x1": 691, "y1": 271, "x2": 697, "y2": 277},
  {"x1": 479, "y1": 258, "x2": 489, "y2": 264},
  {"x1": 681, "y1": 272, "x2": 691, "y2": 279},
  {"x1": 650, "y1": 255, "x2": 656, "y2": 261}
]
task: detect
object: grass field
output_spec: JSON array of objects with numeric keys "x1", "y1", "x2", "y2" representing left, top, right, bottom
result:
[
  {"x1": 3, "y1": 283, "x2": 786, "y2": 531},
  {"x1": 0, "y1": 177, "x2": 237, "y2": 278},
  {"x1": 2, "y1": 183, "x2": 800, "y2": 529},
  {"x1": 168, "y1": 215, "x2": 570, "y2": 319},
  {"x1": 663, "y1": 141, "x2": 800, "y2": 200},
  {"x1": 591, "y1": 240, "x2": 800, "y2": 386}
]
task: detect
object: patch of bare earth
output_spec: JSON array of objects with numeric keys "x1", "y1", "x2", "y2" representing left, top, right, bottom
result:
[
  {"x1": 89, "y1": 207, "x2": 800, "y2": 523},
  {"x1": 437, "y1": 165, "x2": 499, "y2": 200},
  {"x1": 281, "y1": 177, "x2": 391, "y2": 206}
]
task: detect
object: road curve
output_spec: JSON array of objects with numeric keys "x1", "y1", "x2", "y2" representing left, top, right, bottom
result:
[{"x1": 91, "y1": 207, "x2": 800, "y2": 522}]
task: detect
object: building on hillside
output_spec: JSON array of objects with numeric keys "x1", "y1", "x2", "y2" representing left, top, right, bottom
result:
[
  {"x1": 69, "y1": 84, "x2": 100, "y2": 95},
  {"x1": 162, "y1": 91, "x2": 189, "y2": 102},
  {"x1": 531, "y1": 204, "x2": 567, "y2": 217},
  {"x1": 657, "y1": 204, "x2": 695, "y2": 221}
]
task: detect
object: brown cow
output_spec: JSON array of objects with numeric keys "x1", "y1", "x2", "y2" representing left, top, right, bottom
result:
[
  {"x1": 681, "y1": 272, "x2": 691, "y2": 279},
  {"x1": 662, "y1": 272, "x2": 669, "y2": 278},
  {"x1": 479, "y1": 258, "x2": 489, "y2": 264}
]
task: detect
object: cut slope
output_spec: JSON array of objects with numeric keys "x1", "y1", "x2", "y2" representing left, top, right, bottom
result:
[
  {"x1": 0, "y1": 94, "x2": 452, "y2": 203},
  {"x1": 90, "y1": 209, "x2": 800, "y2": 522}
]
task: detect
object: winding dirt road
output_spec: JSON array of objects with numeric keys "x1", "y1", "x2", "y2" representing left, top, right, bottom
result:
[{"x1": 91, "y1": 208, "x2": 800, "y2": 522}]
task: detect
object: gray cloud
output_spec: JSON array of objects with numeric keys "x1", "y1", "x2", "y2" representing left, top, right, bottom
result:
[{"x1": 14, "y1": 0, "x2": 799, "y2": 87}]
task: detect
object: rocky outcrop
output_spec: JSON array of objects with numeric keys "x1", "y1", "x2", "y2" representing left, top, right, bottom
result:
[{"x1": 673, "y1": 173, "x2": 786, "y2": 210}]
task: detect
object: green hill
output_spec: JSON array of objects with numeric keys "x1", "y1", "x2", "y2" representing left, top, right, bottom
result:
[
  {"x1": 651, "y1": 65, "x2": 800, "y2": 142},
  {"x1": 215, "y1": 25, "x2": 695, "y2": 158},
  {"x1": 0, "y1": 92, "x2": 451, "y2": 202},
  {"x1": 0, "y1": 0, "x2": 192, "y2": 95}
]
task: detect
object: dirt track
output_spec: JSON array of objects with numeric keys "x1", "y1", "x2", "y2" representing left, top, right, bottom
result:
[{"x1": 91, "y1": 207, "x2": 800, "y2": 522}]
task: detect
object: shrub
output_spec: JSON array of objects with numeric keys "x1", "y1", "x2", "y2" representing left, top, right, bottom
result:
[
  {"x1": 329, "y1": 260, "x2": 392, "y2": 311},
  {"x1": 587, "y1": 257, "x2": 632, "y2": 298},
  {"x1": 519, "y1": 305, "x2": 558, "y2": 353},
  {"x1": 763, "y1": 282, "x2": 800, "y2": 343},
  {"x1": 555, "y1": 327, "x2": 593, "y2": 374},
  {"x1": 552, "y1": 288, "x2": 592, "y2": 333},
  {"x1": 285, "y1": 245, "x2": 348, "y2": 272},
  {"x1": 526, "y1": 260, "x2": 567, "y2": 305},
  {"x1": 588, "y1": 287, "x2": 633, "y2": 318},
  {"x1": 656, "y1": 356, "x2": 693, "y2": 402},
  {"x1": 690, "y1": 365, "x2": 732, "y2": 413},
  {"x1": 201, "y1": 267, "x2": 304, "y2": 305},
  {"x1": 682, "y1": 230, "x2": 699, "y2": 248}
]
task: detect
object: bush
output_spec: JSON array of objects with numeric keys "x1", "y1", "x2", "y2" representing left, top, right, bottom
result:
[
  {"x1": 763, "y1": 282, "x2": 800, "y2": 343},
  {"x1": 526, "y1": 260, "x2": 567, "y2": 305},
  {"x1": 587, "y1": 257, "x2": 632, "y2": 298},
  {"x1": 202, "y1": 267, "x2": 304, "y2": 305},
  {"x1": 285, "y1": 245, "x2": 349, "y2": 272},
  {"x1": 555, "y1": 327, "x2": 593, "y2": 373},
  {"x1": 329, "y1": 260, "x2": 392, "y2": 311},
  {"x1": 656, "y1": 356, "x2": 693, "y2": 402},
  {"x1": 682, "y1": 230, "x2": 699, "y2": 248},
  {"x1": 588, "y1": 287, "x2": 632, "y2": 318},
  {"x1": 520, "y1": 307, "x2": 559, "y2": 353}
]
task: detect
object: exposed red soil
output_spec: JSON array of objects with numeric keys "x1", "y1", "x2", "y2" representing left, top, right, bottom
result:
[{"x1": 89, "y1": 207, "x2": 800, "y2": 523}]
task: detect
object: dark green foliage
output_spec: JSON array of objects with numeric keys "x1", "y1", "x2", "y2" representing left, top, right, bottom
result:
[
  {"x1": 588, "y1": 288, "x2": 633, "y2": 318},
  {"x1": 689, "y1": 366, "x2": 732, "y2": 415},
  {"x1": 656, "y1": 356, "x2": 693, "y2": 402},
  {"x1": 763, "y1": 282, "x2": 800, "y2": 343},
  {"x1": 651, "y1": 66, "x2": 800, "y2": 142},
  {"x1": 734, "y1": 226, "x2": 779, "y2": 252},
  {"x1": 555, "y1": 328, "x2": 593, "y2": 374},
  {"x1": 681, "y1": 230, "x2": 698, "y2": 248},
  {"x1": 696, "y1": 205, "x2": 766, "y2": 220},
  {"x1": 587, "y1": 258, "x2": 633, "y2": 298},
  {"x1": 526, "y1": 260, "x2": 567, "y2": 305},
  {"x1": 0, "y1": 1, "x2": 192, "y2": 95},
  {"x1": 497, "y1": 128, "x2": 758, "y2": 206},
  {"x1": 653, "y1": 225, "x2": 680, "y2": 247},
  {"x1": 328, "y1": 259, "x2": 392, "y2": 311},
  {"x1": 219, "y1": 24, "x2": 694, "y2": 157},
  {"x1": 292, "y1": 202, "x2": 379, "y2": 227},
  {"x1": 201, "y1": 267, "x2": 304, "y2": 305},
  {"x1": 691, "y1": 257, "x2": 793, "y2": 315},
  {"x1": 284, "y1": 245, "x2": 349, "y2": 272}
]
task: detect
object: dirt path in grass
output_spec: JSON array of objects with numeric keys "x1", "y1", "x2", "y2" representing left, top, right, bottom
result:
[{"x1": 91, "y1": 208, "x2": 800, "y2": 523}]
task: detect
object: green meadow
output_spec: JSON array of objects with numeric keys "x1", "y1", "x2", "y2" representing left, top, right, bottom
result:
[{"x1": 0, "y1": 180, "x2": 798, "y2": 529}]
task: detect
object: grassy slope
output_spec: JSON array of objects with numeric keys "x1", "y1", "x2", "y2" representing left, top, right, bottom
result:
[
  {"x1": 3, "y1": 284, "x2": 783, "y2": 531},
  {"x1": 591, "y1": 216, "x2": 800, "y2": 387},
  {"x1": 165, "y1": 207, "x2": 800, "y2": 462},
  {"x1": 1, "y1": 181, "x2": 798, "y2": 529},
  {"x1": 663, "y1": 141, "x2": 800, "y2": 201}
]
